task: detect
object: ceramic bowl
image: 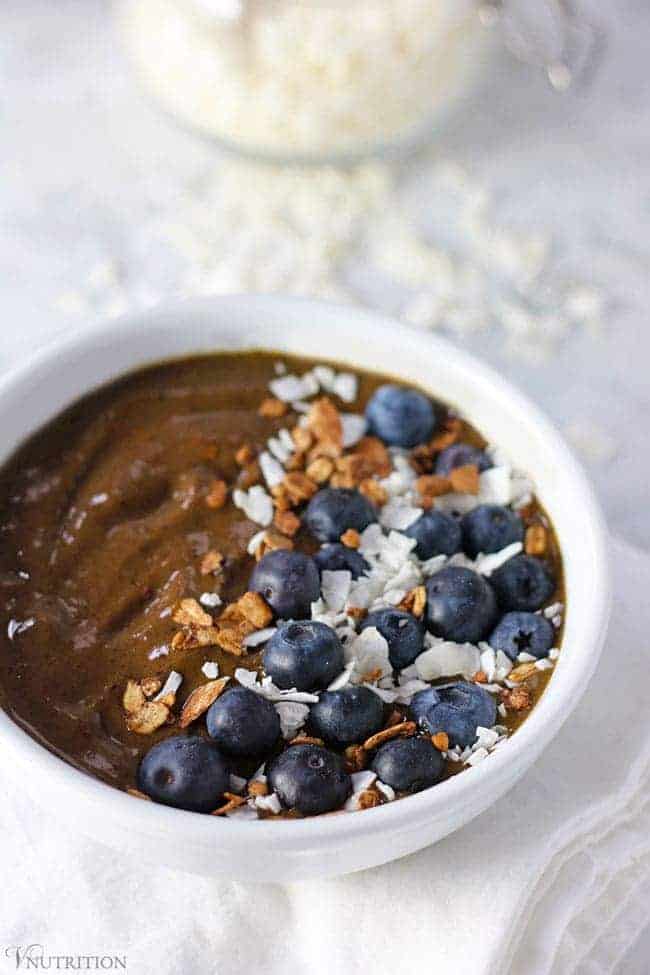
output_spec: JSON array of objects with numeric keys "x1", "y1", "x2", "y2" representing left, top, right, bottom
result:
[{"x1": 0, "y1": 295, "x2": 610, "y2": 881}]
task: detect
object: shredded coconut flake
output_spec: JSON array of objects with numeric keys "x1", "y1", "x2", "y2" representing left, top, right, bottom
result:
[
  {"x1": 233, "y1": 485, "x2": 273, "y2": 526},
  {"x1": 259, "y1": 450, "x2": 286, "y2": 488},
  {"x1": 235, "y1": 668, "x2": 319, "y2": 703},
  {"x1": 415, "y1": 641, "x2": 481, "y2": 681},
  {"x1": 242, "y1": 627, "x2": 277, "y2": 648},
  {"x1": 344, "y1": 627, "x2": 392, "y2": 683},
  {"x1": 255, "y1": 792, "x2": 282, "y2": 814},
  {"x1": 321, "y1": 570, "x2": 352, "y2": 613},
  {"x1": 269, "y1": 373, "x2": 319, "y2": 402},
  {"x1": 341, "y1": 413, "x2": 367, "y2": 448},
  {"x1": 202, "y1": 661, "x2": 220, "y2": 678},
  {"x1": 376, "y1": 780, "x2": 396, "y2": 801},
  {"x1": 154, "y1": 671, "x2": 183, "y2": 701},
  {"x1": 199, "y1": 592, "x2": 222, "y2": 608},
  {"x1": 475, "y1": 541, "x2": 523, "y2": 576},
  {"x1": 274, "y1": 701, "x2": 310, "y2": 739}
]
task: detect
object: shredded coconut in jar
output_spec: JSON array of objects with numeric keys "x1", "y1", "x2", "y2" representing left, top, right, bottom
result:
[{"x1": 120, "y1": 0, "x2": 485, "y2": 158}]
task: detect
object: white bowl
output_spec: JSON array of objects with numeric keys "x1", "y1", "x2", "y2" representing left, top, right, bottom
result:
[{"x1": 0, "y1": 296, "x2": 610, "y2": 881}]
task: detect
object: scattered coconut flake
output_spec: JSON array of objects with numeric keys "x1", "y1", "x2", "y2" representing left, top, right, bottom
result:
[
  {"x1": 235, "y1": 667, "x2": 319, "y2": 703},
  {"x1": 202, "y1": 661, "x2": 220, "y2": 679},
  {"x1": 269, "y1": 372, "x2": 319, "y2": 402},
  {"x1": 255, "y1": 792, "x2": 282, "y2": 814},
  {"x1": 154, "y1": 670, "x2": 183, "y2": 701},
  {"x1": 259, "y1": 451, "x2": 285, "y2": 489},
  {"x1": 327, "y1": 660, "x2": 356, "y2": 691},
  {"x1": 7, "y1": 618, "x2": 35, "y2": 640},
  {"x1": 498, "y1": 702, "x2": 507, "y2": 718},
  {"x1": 475, "y1": 726, "x2": 500, "y2": 750},
  {"x1": 278, "y1": 428, "x2": 295, "y2": 452},
  {"x1": 267, "y1": 435, "x2": 293, "y2": 464},
  {"x1": 535, "y1": 658, "x2": 554, "y2": 671},
  {"x1": 543, "y1": 602, "x2": 564, "y2": 620},
  {"x1": 148, "y1": 644, "x2": 170, "y2": 660},
  {"x1": 341, "y1": 413, "x2": 367, "y2": 448},
  {"x1": 376, "y1": 780, "x2": 396, "y2": 801},
  {"x1": 351, "y1": 770, "x2": 377, "y2": 792},
  {"x1": 475, "y1": 541, "x2": 522, "y2": 577},
  {"x1": 363, "y1": 683, "x2": 399, "y2": 703},
  {"x1": 467, "y1": 747, "x2": 489, "y2": 766},
  {"x1": 332, "y1": 372, "x2": 358, "y2": 403},
  {"x1": 358, "y1": 523, "x2": 385, "y2": 557},
  {"x1": 275, "y1": 701, "x2": 310, "y2": 739},
  {"x1": 479, "y1": 645, "x2": 497, "y2": 682},
  {"x1": 199, "y1": 592, "x2": 222, "y2": 608},
  {"x1": 517, "y1": 651, "x2": 537, "y2": 663},
  {"x1": 549, "y1": 648, "x2": 560, "y2": 660},
  {"x1": 247, "y1": 530, "x2": 268, "y2": 555},
  {"x1": 345, "y1": 770, "x2": 378, "y2": 810},
  {"x1": 311, "y1": 365, "x2": 336, "y2": 390},
  {"x1": 415, "y1": 641, "x2": 481, "y2": 681},
  {"x1": 242, "y1": 627, "x2": 277, "y2": 648},
  {"x1": 345, "y1": 627, "x2": 391, "y2": 683},
  {"x1": 233, "y1": 485, "x2": 273, "y2": 526},
  {"x1": 420, "y1": 554, "x2": 448, "y2": 576},
  {"x1": 478, "y1": 466, "x2": 513, "y2": 505},
  {"x1": 321, "y1": 570, "x2": 352, "y2": 613},
  {"x1": 494, "y1": 650, "x2": 513, "y2": 680},
  {"x1": 379, "y1": 497, "x2": 422, "y2": 531}
]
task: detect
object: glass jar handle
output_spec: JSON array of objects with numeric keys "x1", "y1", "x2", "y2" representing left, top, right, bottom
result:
[{"x1": 477, "y1": 0, "x2": 604, "y2": 90}]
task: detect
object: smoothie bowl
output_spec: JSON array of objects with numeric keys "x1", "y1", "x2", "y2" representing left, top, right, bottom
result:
[{"x1": 0, "y1": 296, "x2": 609, "y2": 881}]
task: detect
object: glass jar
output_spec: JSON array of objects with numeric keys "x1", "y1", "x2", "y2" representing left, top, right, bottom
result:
[{"x1": 119, "y1": 0, "x2": 492, "y2": 162}]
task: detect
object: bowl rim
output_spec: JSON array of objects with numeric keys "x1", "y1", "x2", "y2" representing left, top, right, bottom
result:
[{"x1": 0, "y1": 295, "x2": 611, "y2": 849}]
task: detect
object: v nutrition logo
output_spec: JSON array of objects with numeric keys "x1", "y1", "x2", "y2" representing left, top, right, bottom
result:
[{"x1": 4, "y1": 946, "x2": 127, "y2": 971}]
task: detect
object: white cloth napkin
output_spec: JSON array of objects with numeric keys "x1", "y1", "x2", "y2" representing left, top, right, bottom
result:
[{"x1": 1, "y1": 537, "x2": 648, "y2": 975}]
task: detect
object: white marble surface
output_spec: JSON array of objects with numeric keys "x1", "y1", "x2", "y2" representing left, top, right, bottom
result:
[{"x1": 2, "y1": 0, "x2": 649, "y2": 548}]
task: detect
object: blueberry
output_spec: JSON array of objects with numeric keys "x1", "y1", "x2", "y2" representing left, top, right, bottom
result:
[
  {"x1": 263, "y1": 620, "x2": 345, "y2": 691},
  {"x1": 304, "y1": 488, "x2": 377, "y2": 543},
  {"x1": 435, "y1": 443, "x2": 491, "y2": 475},
  {"x1": 267, "y1": 744, "x2": 351, "y2": 815},
  {"x1": 425, "y1": 566, "x2": 498, "y2": 643},
  {"x1": 461, "y1": 504, "x2": 524, "y2": 558},
  {"x1": 405, "y1": 510, "x2": 462, "y2": 560},
  {"x1": 314, "y1": 543, "x2": 369, "y2": 580},
  {"x1": 206, "y1": 685, "x2": 280, "y2": 758},
  {"x1": 309, "y1": 686, "x2": 384, "y2": 748},
  {"x1": 489, "y1": 611, "x2": 555, "y2": 661},
  {"x1": 360, "y1": 608, "x2": 425, "y2": 670},
  {"x1": 137, "y1": 736, "x2": 229, "y2": 813},
  {"x1": 491, "y1": 554, "x2": 555, "y2": 612},
  {"x1": 365, "y1": 384, "x2": 437, "y2": 448},
  {"x1": 370, "y1": 737, "x2": 445, "y2": 793},
  {"x1": 411, "y1": 681, "x2": 497, "y2": 748},
  {"x1": 249, "y1": 549, "x2": 320, "y2": 619}
]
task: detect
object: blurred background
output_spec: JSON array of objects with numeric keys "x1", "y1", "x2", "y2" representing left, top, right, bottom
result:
[{"x1": 1, "y1": 0, "x2": 647, "y2": 563}]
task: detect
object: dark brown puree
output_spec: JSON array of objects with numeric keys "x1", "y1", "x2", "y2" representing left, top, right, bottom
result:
[{"x1": 0, "y1": 352, "x2": 563, "y2": 797}]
